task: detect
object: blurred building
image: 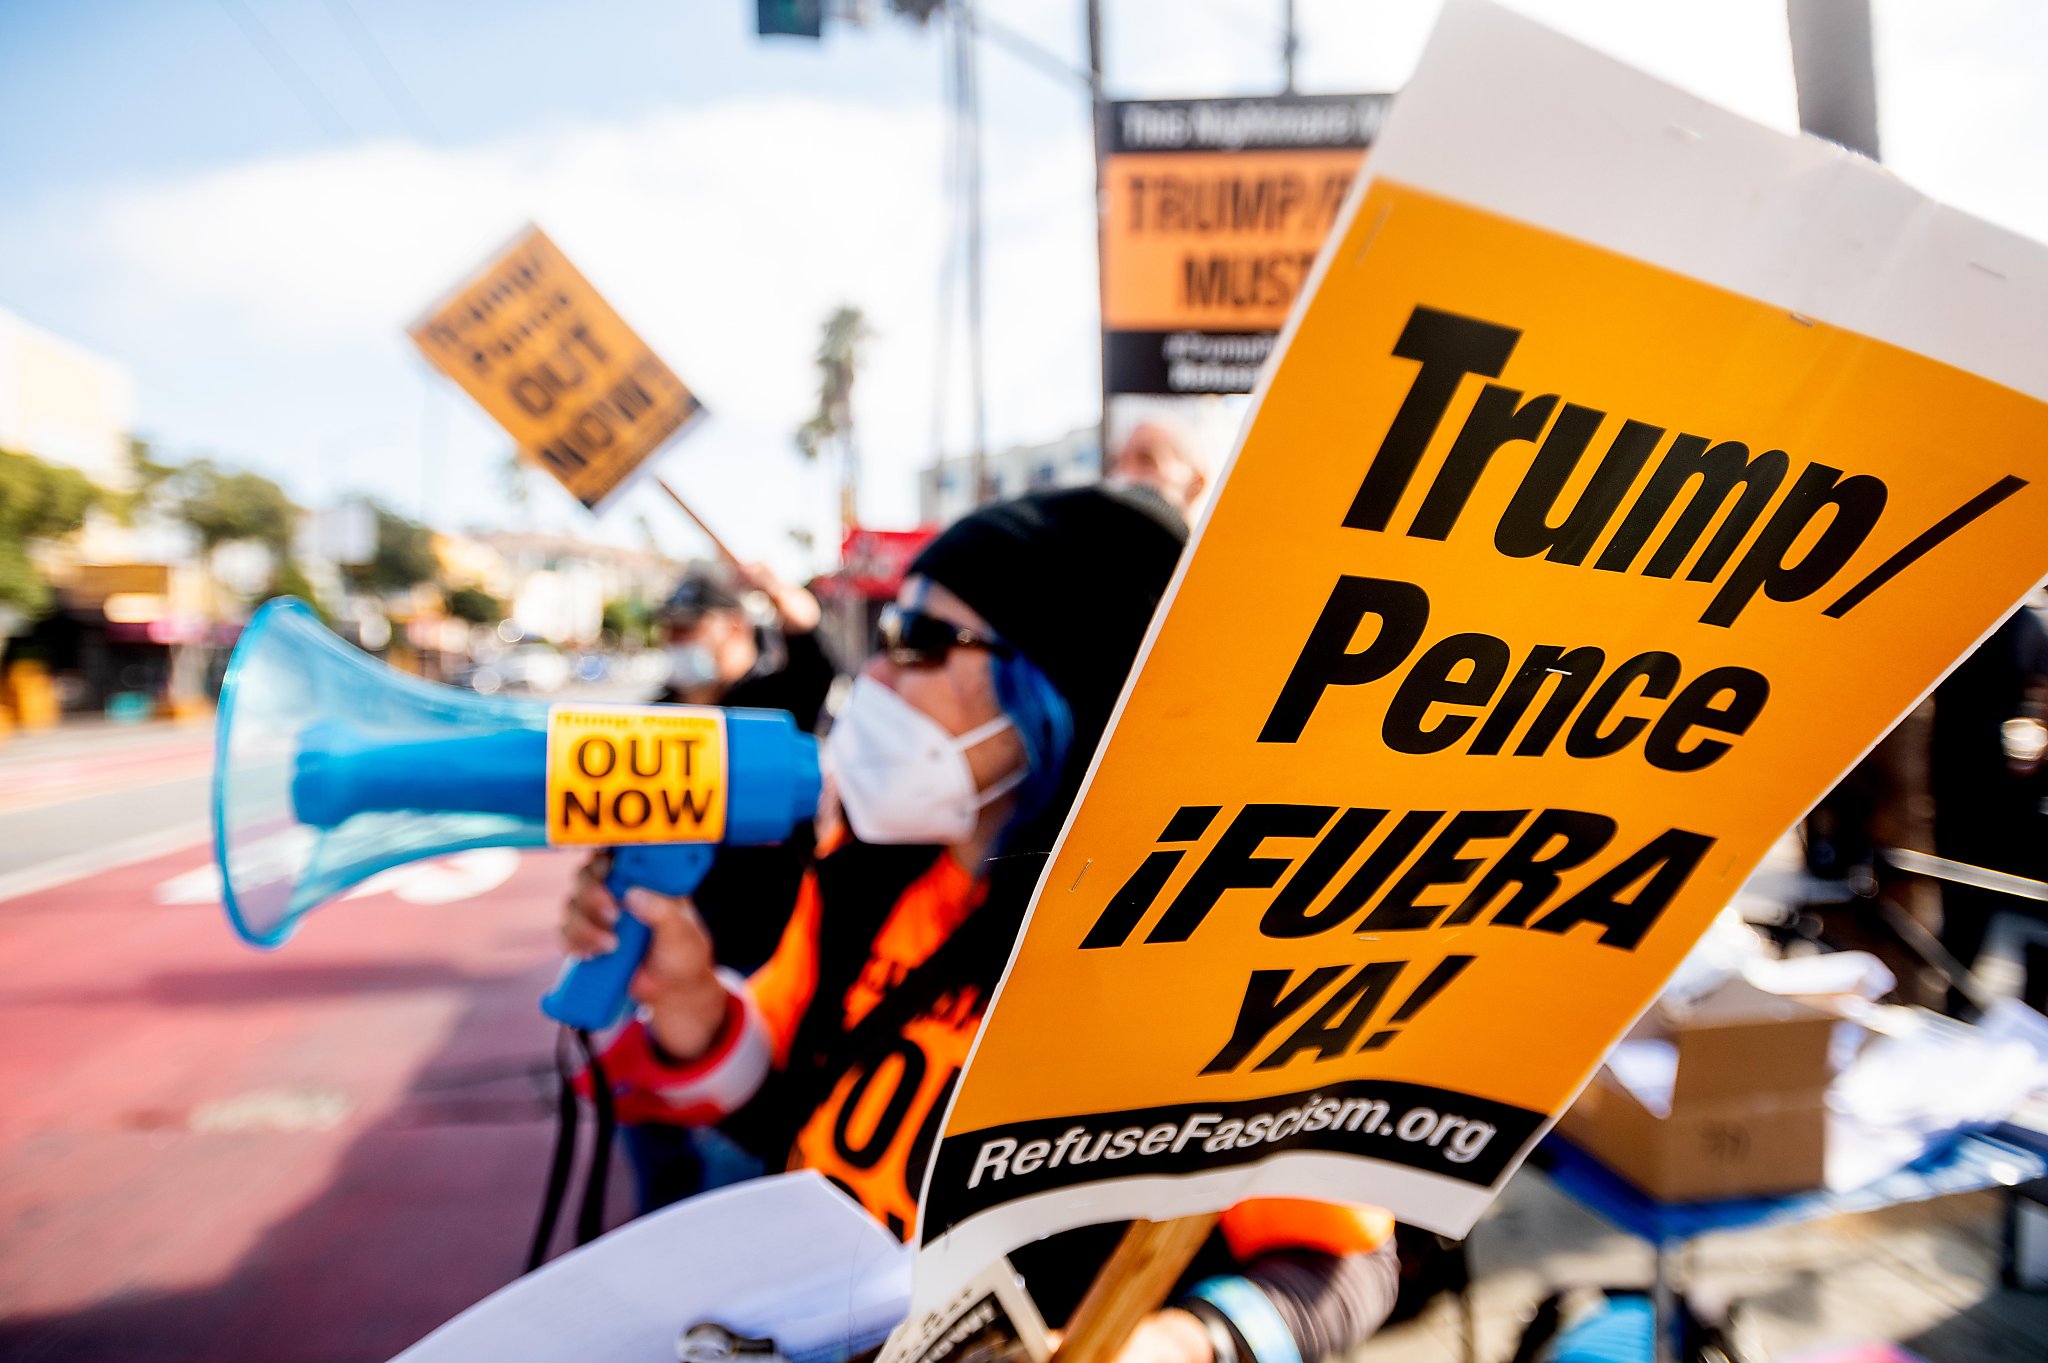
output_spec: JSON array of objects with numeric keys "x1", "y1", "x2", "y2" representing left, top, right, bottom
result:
[
  {"x1": 917, "y1": 426, "x2": 1101, "y2": 526},
  {"x1": 0, "y1": 306, "x2": 213, "y2": 714},
  {"x1": 433, "y1": 530, "x2": 514, "y2": 601},
  {"x1": 467, "y1": 531, "x2": 677, "y2": 646},
  {"x1": 0, "y1": 306, "x2": 135, "y2": 491}
]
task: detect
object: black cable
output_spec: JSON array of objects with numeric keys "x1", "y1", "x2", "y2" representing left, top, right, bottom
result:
[
  {"x1": 525, "y1": 1029, "x2": 581, "y2": 1273},
  {"x1": 574, "y1": 1028, "x2": 617, "y2": 1247}
]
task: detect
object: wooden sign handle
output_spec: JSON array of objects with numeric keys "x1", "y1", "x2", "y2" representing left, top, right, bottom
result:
[
  {"x1": 1057, "y1": 1214, "x2": 1221, "y2": 1363},
  {"x1": 657, "y1": 477, "x2": 743, "y2": 568}
]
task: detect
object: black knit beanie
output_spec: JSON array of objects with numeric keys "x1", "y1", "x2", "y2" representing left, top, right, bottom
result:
[{"x1": 909, "y1": 484, "x2": 1187, "y2": 746}]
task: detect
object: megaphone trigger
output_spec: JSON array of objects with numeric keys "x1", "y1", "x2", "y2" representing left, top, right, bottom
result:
[
  {"x1": 211, "y1": 598, "x2": 823, "y2": 1031},
  {"x1": 539, "y1": 844, "x2": 718, "y2": 1032}
]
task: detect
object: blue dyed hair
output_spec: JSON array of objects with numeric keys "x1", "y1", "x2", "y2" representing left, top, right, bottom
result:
[
  {"x1": 902, "y1": 578, "x2": 1073, "y2": 838},
  {"x1": 990, "y1": 647, "x2": 1073, "y2": 831}
]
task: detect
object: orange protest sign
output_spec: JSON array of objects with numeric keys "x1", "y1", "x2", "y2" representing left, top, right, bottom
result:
[
  {"x1": 910, "y1": 0, "x2": 2048, "y2": 1310},
  {"x1": 410, "y1": 227, "x2": 703, "y2": 509},
  {"x1": 1102, "y1": 96, "x2": 1384, "y2": 396}
]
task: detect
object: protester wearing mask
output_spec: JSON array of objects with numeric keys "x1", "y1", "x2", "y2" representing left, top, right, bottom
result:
[
  {"x1": 1109, "y1": 417, "x2": 1216, "y2": 523},
  {"x1": 651, "y1": 557, "x2": 837, "y2": 973},
  {"x1": 563, "y1": 487, "x2": 1397, "y2": 1363},
  {"x1": 657, "y1": 560, "x2": 835, "y2": 720},
  {"x1": 618, "y1": 559, "x2": 839, "y2": 1210}
]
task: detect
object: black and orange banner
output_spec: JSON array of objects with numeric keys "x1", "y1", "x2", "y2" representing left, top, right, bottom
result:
[{"x1": 1102, "y1": 95, "x2": 1387, "y2": 395}]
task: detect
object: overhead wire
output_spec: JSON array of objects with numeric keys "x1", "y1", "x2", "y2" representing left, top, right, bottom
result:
[
  {"x1": 931, "y1": 16, "x2": 962, "y2": 472},
  {"x1": 311, "y1": 0, "x2": 450, "y2": 528},
  {"x1": 320, "y1": 0, "x2": 443, "y2": 143},
  {"x1": 213, "y1": 0, "x2": 355, "y2": 139}
]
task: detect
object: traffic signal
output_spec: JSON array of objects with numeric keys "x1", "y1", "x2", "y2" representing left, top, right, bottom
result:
[{"x1": 757, "y1": 0, "x2": 823, "y2": 39}]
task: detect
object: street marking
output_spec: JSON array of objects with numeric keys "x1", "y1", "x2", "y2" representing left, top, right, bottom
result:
[
  {"x1": 155, "y1": 844, "x2": 524, "y2": 908},
  {"x1": 188, "y1": 1087, "x2": 354, "y2": 1133},
  {"x1": 0, "y1": 820, "x2": 212, "y2": 905}
]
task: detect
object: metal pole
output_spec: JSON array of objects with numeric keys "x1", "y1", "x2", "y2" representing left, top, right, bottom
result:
[
  {"x1": 1087, "y1": 0, "x2": 1109, "y2": 476},
  {"x1": 1282, "y1": 0, "x2": 1298, "y2": 93},
  {"x1": 656, "y1": 478, "x2": 743, "y2": 568},
  {"x1": 1651, "y1": 1242, "x2": 1677, "y2": 1363},
  {"x1": 956, "y1": 3, "x2": 989, "y2": 506},
  {"x1": 1786, "y1": 0, "x2": 1880, "y2": 159}
]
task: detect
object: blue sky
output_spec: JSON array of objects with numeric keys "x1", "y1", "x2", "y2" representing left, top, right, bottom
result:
[{"x1": 1, "y1": 1, "x2": 2042, "y2": 576}]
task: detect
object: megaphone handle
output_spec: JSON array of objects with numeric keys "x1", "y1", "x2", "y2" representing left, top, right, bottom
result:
[{"x1": 540, "y1": 844, "x2": 717, "y2": 1031}]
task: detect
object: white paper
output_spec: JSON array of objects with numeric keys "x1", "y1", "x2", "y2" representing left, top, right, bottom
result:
[
  {"x1": 1823, "y1": 1002, "x2": 2048, "y2": 1191},
  {"x1": 876, "y1": 1258, "x2": 1050, "y2": 1363},
  {"x1": 1603, "y1": 1040, "x2": 1679, "y2": 1118},
  {"x1": 1743, "y1": 951, "x2": 1896, "y2": 1002},
  {"x1": 390, "y1": 1172, "x2": 910, "y2": 1363}
]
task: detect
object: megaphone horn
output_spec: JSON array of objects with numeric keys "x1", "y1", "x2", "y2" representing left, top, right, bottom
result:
[{"x1": 213, "y1": 598, "x2": 821, "y2": 1030}]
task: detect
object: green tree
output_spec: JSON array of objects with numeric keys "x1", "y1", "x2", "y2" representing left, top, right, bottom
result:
[
  {"x1": 0, "y1": 446, "x2": 101, "y2": 618},
  {"x1": 445, "y1": 585, "x2": 504, "y2": 625},
  {"x1": 346, "y1": 503, "x2": 440, "y2": 595},
  {"x1": 794, "y1": 304, "x2": 870, "y2": 464},
  {"x1": 126, "y1": 436, "x2": 179, "y2": 507},
  {"x1": 602, "y1": 596, "x2": 652, "y2": 647},
  {"x1": 166, "y1": 459, "x2": 298, "y2": 554},
  {"x1": 271, "y1": 559, "x2": 326, "y2": 618},
  {"x1": 151, "y1": 455, "x2": 325, "y2": 608}
]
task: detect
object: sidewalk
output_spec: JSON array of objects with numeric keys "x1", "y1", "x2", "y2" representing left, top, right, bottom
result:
[
  {"x1": 0, "y1": 714, "x2": 216, "y2": 892},
  {"x1": 1360, "y1": 1171, "x2": 2045, "y2": 1362},
  {"x1": 0, "y1": 711, "x2": 213, "y2": 764}
]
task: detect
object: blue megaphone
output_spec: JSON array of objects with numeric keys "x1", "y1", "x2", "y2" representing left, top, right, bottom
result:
[{"x1": 213, "y1": 598, "x2": 820, "y2": 1031}]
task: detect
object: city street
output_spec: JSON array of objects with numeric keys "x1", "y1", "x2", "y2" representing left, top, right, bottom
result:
[
  {"x1": 0, "y1": 718, "x2": 595, "y2": 1362},
  {"x1": 0, "y1": 721, "x2": 212, "y2": 888},
  {"x1": 5, "y1": 717, "x2": 2047, "y2": 1363},
  {"x1": 8, "y1": 5, "x2": 2048, "y2": 1361}
]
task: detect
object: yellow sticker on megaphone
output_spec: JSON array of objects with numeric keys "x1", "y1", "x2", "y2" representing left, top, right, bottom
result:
[{"x1": 546, "y1": 705, "x2": 728, "y2": 845}]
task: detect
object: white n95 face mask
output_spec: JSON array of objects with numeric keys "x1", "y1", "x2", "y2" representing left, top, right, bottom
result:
[
  {"x1": 827, "y1": 674, "x2": 1023, "y2": 845},
  {"x1": 665, "y1": 643, "x2": 719, "y2": 691}
]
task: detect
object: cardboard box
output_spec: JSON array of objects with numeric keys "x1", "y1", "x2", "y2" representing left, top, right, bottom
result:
[{"x1": 1557, "y1": 979, "x2": 1835, "y2": 1202}]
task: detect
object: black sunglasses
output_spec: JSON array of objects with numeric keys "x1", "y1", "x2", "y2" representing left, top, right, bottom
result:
[{"x1": 879, "y1": 605, "x2": 1013, "y2": 668}]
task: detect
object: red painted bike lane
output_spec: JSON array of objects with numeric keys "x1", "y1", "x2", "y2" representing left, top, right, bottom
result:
[{"x1": 0, "y1": 841, "x2": 604, "y2": 1362}]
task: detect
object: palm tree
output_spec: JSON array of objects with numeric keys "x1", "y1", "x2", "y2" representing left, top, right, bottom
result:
[{"x1": 795, "y1": 305, "x2": 871, "y2": 532}]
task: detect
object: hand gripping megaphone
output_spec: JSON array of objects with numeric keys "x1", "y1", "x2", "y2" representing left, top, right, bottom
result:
[{"x1": 213, "y1": 598, "x2": 820, "y2": 1031}]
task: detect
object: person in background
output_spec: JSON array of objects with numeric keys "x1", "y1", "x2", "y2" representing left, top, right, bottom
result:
[
  {"x1": 1930, "y1": 599, "x2": 2048, "y2": 1016},
  {"x1": 652, "y1": 557, "x2": 838, "y2": 974},
  {"x1": 564, "y1": 487, "x2": 1398, "y2": 1361},
  {"x1": 657, "y1": 558, "x2": 836, "y2": 732},
  {"x1": 621, "y1": 557, "x2": 841, "y2": 1210},
  {"x1": 1109, "y1": 418, "x2": 1217, "y2": 524}
]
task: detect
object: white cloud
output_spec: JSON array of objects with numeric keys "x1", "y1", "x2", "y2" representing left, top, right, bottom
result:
[
  {"x1": 20, "y1": 0, "x2": 2047, "y2": 581},
  {"x1": 1873, "y1": 0, "x2": 2048, "y2": 244},
  {"x1": 66, "y1": 94, "x2": 1106, "y2": 562}
]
